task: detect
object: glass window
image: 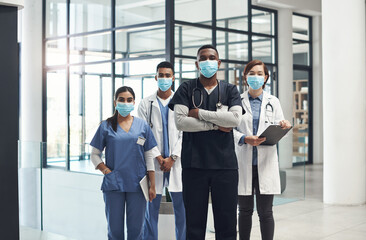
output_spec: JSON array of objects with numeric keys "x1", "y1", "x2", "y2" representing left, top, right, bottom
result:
[
  {"x1": 116, "y1": 0, "x2": 165, "y2": 27},
  {"x1": 216, "y1": 31, "x2": 248, "y2": 61},
  {"x1": 293, "y1": 41, "x2": 310, "y2": 66},
  {"x1": 216, "y1": 0, "x2": 248, "y2": 31},
  {"x1": 115, "y1": 58, "x2": 165, "y2": 109},
  {"x1": 68, "y1": 63, "x2": 113, "y2": 150},
  {"x1": 69, "y1": 67, "x2": 83, "y2": 162},
  {"x1": 69, "y1": 32, "x2": 112, "y2": 64},
  {"x1": 292, "y1": 15, "x2": 309, "y2": 41},
  {"x1": 46, "y1": 0, "x2": 67, "y2": 37},
  {"x1": 47, "y1": 70, "x2": 67, "y2": 167},
  {"x1": 252, "y1": 36, "x2": 275, "y2": 63},
  {"x1": 70, "y1": 0, "x2": 111, "y2": 34},
  {"x1": 175, "y1": 24, "x2": 212, "y2": 56},
  {"x1": 116, "y1": 25, "x2": 166, "y2": 58},
  {"x1": 175, "y1": 0, "x2": 212, "y2": 25},
  {"x1": 46, "y1": 39, "x2": 67, "y2": 66},
  {"x1": 217, "y1": 63, "x2": 243, "y2": 86},
  {"x1": 252, "y1": 9, "x2": 275, "y2": 35},
  {"x1": 174, "y1": 57, "x2": 199, "y2": 86}
]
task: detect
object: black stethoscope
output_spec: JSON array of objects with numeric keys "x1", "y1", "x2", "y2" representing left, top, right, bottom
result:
[
  {"x1": 242, "y1": 95, "x2": 274, "y2": 124},
  {"x1": 265, "y1": 100, "x2": 274, "y2": 124},
  {"x1": 192, "y1": 78, "x2": 222, "y2": 109},
  {"x1": 148, "y1": 100, "x2": 154, "y2": 128}
]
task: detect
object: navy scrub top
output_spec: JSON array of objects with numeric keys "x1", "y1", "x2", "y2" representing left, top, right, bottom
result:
[
  {"x1": 90, "y1": 117, "x2": 157, "y2": 192},
  {"x1": 168, "y1": 78, "x2": 244, "y2": 170}
]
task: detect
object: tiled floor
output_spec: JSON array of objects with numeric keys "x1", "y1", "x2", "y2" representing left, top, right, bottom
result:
[{"x1": 20, "y1": 164, "x2": 366, "y2": 240}]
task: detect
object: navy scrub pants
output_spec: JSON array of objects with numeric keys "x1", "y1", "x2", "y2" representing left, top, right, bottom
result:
[
  {"x1": 143, "y1": 172, "x2": 186, "y2": 240},
  {"x1": 103, "y1": 191, "x2": 146, "y2": 240},
  {"x1": 182, "y1": 168, "x2": 238, "y2": 240}
]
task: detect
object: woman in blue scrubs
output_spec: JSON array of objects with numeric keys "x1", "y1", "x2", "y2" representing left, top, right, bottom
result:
[{"x1": 90, "y1": 86, "x2": 159, "y2": 240}]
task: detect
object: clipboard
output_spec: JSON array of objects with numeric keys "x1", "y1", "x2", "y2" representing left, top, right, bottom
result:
[
  {"x1": 259, "y1": 125, "x2": 292, "y2": 145},
  {"x1": 139, "y1": 175, "x2": 149, "y2": 201}
]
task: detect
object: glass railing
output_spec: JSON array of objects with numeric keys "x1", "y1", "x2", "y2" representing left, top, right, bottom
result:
[
  {"x1": 19, "y1": 140, "x2": 306, "y2": 239},
  {"x1": 275, "y1": 140, "x2": 306, "y2": 206},
  {"x1": 18, "y1": 140, "x2": 107, "y2": 240}
]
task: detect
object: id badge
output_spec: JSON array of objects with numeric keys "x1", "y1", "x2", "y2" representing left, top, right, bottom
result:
[{"x1": 137, "y1": 136, "x2": 146, "y2": 146}]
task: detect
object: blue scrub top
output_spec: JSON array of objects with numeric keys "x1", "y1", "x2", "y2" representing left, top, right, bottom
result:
[
  {"x1": 157, "y1": 98, "x2": 170, "y2": 158},
  {"x1": 90, "y1": 117, "x2": 157, "y2": 192},
  {"x1": 249, "y1": 93, "x2": 263, "y2": 165}
]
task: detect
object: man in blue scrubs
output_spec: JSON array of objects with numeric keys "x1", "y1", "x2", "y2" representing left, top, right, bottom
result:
[
  {"x1": 138, "y1": 61, "x2": 186, "y2": 240},
  {"x1": 168, "y1": 45, "x2": 244, "y2": 240}
]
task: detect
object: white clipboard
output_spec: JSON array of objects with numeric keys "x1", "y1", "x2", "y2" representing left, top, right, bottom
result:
[{"x1": 139, "y1": 175, "x2": 149, "y2": 201}]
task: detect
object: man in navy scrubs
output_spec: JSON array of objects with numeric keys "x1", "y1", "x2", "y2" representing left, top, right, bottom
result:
[{"x1": 168, "y1": 44, "x2": 244, "y2": 240}]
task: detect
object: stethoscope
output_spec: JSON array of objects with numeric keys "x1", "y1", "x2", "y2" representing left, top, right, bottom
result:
[
  {"x1": 148, "y1": 100, "x2": 154, "y2": 128},
  {"x1": 242, "y1": 95, "x2": 274, "y2": 124},
  {"x1": 192, "y1": 78, "x2": 222, "y2": 109},
  {"x1": 265, "y1": 100, "x2": 274, "y2": 124}
]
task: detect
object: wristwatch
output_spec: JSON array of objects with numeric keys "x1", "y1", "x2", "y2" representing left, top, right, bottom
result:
[
  {"x1": 213, "y1": 124, "x2": 219, "y2": 130},
  {"x1": 170, "y1": 155, "x2": 178, "y2": 161}
]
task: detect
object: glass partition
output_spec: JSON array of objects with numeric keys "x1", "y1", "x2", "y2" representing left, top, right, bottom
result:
[
  {"x1": 69, "y1": 32, "x2": 112, "y2": 64},
  {"x1": 217, "y1": 0, "x2": 248, "y2": 31},
  {"x1": 45, "y1": 39, "x2": 67, "y2": 66},
  {"x1": 216, "y1": 31, "x2": 249, "y2": 62},
  {"x1": 45, "y1": 0, "x2": 67, "y2": 37},
  {"x1": 252, "y1": 36, "x2": 275, "y2": 63},
  {"x1": 175, "y1": 0, "x2": 212, "y2": 25},
  {"x1": 116, "y1": 0, "x2": 165, "y2": 27},
  {"x1": 70, "y1": 0, "x2": 111, "y2": 34},
  {"x1": 175, "y1": 24, "x2": 213, "y2": 56},
  {"x1": 252, "y1": 8, "x2": 275, "y2": 35}
]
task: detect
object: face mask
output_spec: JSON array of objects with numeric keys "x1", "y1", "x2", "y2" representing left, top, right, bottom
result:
[
  {"x1": 199, "y1": 60, "x2": 218, "y2": 78},
  {"x1": 157, "y1": 78, "x2": 173, "y2": 92},
  {"x1": 247, "y1": 76, "x2": 265, "y2": 90},
  {"x1": 115, "y1": 102, "x2": 134, "y2": 117}
]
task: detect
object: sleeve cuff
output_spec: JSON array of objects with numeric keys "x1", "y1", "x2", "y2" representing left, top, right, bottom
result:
[{"x1": 239, "y1": 135, "x2": 246, "y2": 146}]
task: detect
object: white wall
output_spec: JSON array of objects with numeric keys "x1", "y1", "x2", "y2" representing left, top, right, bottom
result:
[
  {"x1": 277, "y1": 8, "x2": 293, "y2": 169},
  {"x1": 18, "y1": 0, "x2": 43, "y2": 229},
  {"x1": 312, "y1": 16, "x2": 323, "y2": 164},
  {"x1": 322, "y1": 0, "x2": 366, "y2": 205}
]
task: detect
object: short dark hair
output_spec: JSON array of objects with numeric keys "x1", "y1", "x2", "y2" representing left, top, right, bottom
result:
[
  {"x1": 156, "y1": 61, "x2": 174, "y2": 73},
  {"x1": 197, "y1": 44, "x2": 219, "y2": 57}
]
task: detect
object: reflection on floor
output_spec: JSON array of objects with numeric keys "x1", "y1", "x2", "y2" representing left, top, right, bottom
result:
[{"x1": 20, "y1": 164, "x2": 366, "y2": 240}]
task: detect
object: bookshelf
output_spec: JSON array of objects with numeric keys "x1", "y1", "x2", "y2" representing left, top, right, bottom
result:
[{"x1": 293, "y1": 79, "x2": 308, "y2": 161}]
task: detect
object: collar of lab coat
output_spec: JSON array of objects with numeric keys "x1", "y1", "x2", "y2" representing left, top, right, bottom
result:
[
  {"x1": 146, "y1": 91, "x2": 175, "y2": 109},
  {"x1": 241, "y1": 90, "x2": 270, "y2": 115}
]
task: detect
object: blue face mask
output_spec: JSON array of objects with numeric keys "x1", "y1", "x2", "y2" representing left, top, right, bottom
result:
[
  {"x1": 247, "y1": 76, "x2": 265, "y2": 90},
  {"x1": 199, "y1": 60, "x2": 218, "y2": 78},
  {"x1": 157, "y1": 78, "x2": 173, "y2": 92},
  {"x1": 115, "y1": 102, "x2": 134, "y2": 117}
]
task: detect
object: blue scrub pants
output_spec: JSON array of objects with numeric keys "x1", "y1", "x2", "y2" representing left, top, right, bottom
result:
[
  {"x1": 143, "y1": 172, "x2": 186, "y2": 240},
  {"x1": 104, "y1": 191, "x2": 146, "y2": 240}
]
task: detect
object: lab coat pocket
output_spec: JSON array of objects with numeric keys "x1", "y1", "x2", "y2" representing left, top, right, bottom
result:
[{"x1": 101, "y1": 171, "x2": 120, "y2": 192}]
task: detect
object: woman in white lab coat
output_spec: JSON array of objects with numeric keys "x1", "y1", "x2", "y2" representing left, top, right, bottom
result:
[{"x1": 234, "y1": 60, "x2": 291, "y2": 240}]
